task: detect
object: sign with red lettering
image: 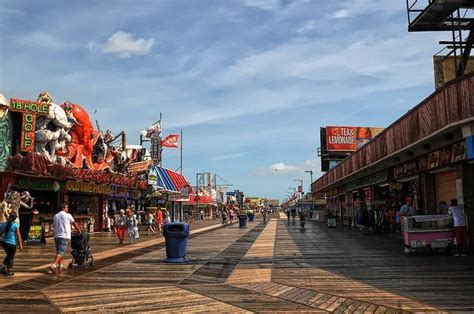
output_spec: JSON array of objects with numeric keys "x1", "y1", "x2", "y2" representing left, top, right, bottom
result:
[
  {"x1": 326, "y1": 126, "x2": 384, "y2": 152},
  {"x1": 9, "y1": 99, "x2": 50, "y2": 152}
]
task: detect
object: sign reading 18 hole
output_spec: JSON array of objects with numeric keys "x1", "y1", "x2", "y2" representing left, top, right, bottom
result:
[{"x1": 9, "y1": 99, "x2": 50, "y2": 152}]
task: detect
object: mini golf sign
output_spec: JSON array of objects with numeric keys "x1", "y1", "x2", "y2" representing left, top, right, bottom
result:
[{"x1": 9, "y1": 98, "x2": 50, "y2": 152}]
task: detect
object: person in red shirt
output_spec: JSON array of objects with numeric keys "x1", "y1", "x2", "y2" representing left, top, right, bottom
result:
[{"x1": 155, "y1": 209, "x2": 163, "y2": 235}]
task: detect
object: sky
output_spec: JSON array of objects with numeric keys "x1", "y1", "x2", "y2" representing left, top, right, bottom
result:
[{"x1": 0, "y1": 0, "x2": 444, "y2": 200}]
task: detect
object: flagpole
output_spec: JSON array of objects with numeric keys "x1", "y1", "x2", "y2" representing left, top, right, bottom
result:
[
  {"x1": 180, "y1": 129, "x2": 183, "y2": 174},
  {"x1": 159, "y1": 112, "x2": 163, "y2": 167},
  {"x1": 180, "y1": 128, "x2": 183, "y2": 222}
]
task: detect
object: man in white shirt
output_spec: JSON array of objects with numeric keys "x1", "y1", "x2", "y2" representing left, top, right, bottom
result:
[
  {"x1": 50, "y1": 203, "x2": 81, "y2": 273},
  {"x1": 448, "y1": 199, "x2": 468, "y2": 256}
]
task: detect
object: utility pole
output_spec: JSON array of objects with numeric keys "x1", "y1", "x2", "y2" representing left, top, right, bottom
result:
[
  {"x1": 195, "y1": 172, "x2": 200, "y2": 221},
  {"x1": 306, "y1": 170, "x2": 314, "y2": 219}
]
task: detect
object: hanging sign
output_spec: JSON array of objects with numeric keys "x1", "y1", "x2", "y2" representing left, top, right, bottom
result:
[
  {"x1": 148, "y1": 166, "x2": 158, "y2": 185},
  {"x1": 128, "y1": 160, "x2": 151, "y2": 174},
  {"x1": 9, "y1": 98, "x2": 50, "y2": 152}
]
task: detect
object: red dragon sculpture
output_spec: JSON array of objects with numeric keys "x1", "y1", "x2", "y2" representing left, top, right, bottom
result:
[{"x1": 57, "y1": 102, "x2": 113, "y2": 171}]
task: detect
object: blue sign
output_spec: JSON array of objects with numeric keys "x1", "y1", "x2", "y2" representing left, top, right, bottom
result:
[{"x1": 467, "y1": 136, "x2": 474, "y2": 160}]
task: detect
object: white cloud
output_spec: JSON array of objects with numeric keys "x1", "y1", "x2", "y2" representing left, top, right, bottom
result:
[
  {"x1": 297, "y1": 20, "x2": 317, "y2": 34},
  {"x1": 211, "y1": 153, "x2": 246, "y2": 161},
  {"x1": 270, "y1": 162, "x2": 299, "y2": 173},
  {"x1": 21, "y1": 32, "x2": 64, "y2": 49},
  {"x1": 102, "y1": 31, "x2": 154, "y2": 58},
  {"x1": 243, "y1": 0, "x2": 280, "y2": 11},
  {"x1": 337, "y1": 0, "x2": 403, "y2": 18},
  {"x1": 333, "y1": 9, "x2": 350, "y2": 19},
  {"x1": 260, "y1": 159, "x2": 321, "y2": 175}
]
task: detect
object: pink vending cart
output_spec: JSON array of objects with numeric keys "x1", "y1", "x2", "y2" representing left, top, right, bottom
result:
[{"x1": 401, "y1": 215, "x2": 454, "y2": 254}]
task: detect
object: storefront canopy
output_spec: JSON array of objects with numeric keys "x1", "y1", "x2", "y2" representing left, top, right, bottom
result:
[
  {"x1": 150, "y1": 166, "x2": 190, "y2": 194},
  {"x1": 183, "y1": 190, "x2": 215, "y2": 206}
]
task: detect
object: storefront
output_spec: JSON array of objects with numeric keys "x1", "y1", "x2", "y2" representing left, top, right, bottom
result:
[
  {"x1": 147, "y1": 165, "x2": 192, "y2": 221},
  {"x1": 312, "y1": 73, "x2": 474, "y2": 242}
]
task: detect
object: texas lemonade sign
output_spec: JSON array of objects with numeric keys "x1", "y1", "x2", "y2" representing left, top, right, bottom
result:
[{"x1": 326, "y1": 126, "x2": 384, "y2": 152}]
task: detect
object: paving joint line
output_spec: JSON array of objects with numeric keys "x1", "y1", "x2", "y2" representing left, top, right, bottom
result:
[
  {"x1": 276, "y1": 221, "x2": 436, "y2": 312},
  {"x1": 225, "y1": 219, "x2": 276, "y2": 284},
  {"x1": 40, "y1": 290, "x2": 63, "y2": 313},
  {"x1": 2, "y1": 222, "x2": 231, "y2": 291},
  {"x1": 178, "y1": 221, "x2": 266, "y2": 285},
  {"x1": 177, "y1": 221, "x2": 261, "y2": 286}
]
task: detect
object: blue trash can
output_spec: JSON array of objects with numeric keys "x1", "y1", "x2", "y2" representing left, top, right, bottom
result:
[
  {"x1": 247, "y1": 213, "x2": 255, "y2": 222},
  {"x1": 163, "y1": 222, "x2": 190, "y2": 263},
  {"x1": 238, "y1": 215, "x2": 247, "y2": 228}
]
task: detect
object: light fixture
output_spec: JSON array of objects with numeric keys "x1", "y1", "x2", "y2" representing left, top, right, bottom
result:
[{"x1": 443, "y1": 133, "x2": 454, "y2": 141}]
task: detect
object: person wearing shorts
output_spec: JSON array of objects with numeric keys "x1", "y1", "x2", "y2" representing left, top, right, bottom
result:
[
  {"x1": 448, "y1": 199, "x2": 468, "y2": 256},
  {"x1": 50, "y1": 203, "x2": 81, "y2": 273}
]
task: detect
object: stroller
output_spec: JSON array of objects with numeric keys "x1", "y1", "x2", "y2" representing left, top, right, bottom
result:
[{"x1": 68, "y1": 231, "x2": 94, "y2": 269}]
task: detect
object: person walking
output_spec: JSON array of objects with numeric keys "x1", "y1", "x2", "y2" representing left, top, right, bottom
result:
[
  {"x1": 1, "y1": 213, "x2": 23, "y2": 276},
  {"x1": 146, "y1": 211, "x2": 156, "y2": 236},
  {"x1": 222, "y1": 209, "x2": 227, "y2": 224},
  {"x1": 200, "y1": 210, "x2": 204, "y2": 221},
  {"x1": 164, "y1": 210, "x2": 171, "y2": 224},
  {"x1": 50, "y1": 203, "x2": 81, "y2": 274},
  {"x1": 448, "y1": 199, "x2": 468, "y2": 256},
  {"x1": 262, "y1": 209, "x2": 267, "y2": 223},
  {"x1": 126, "y1": 209, "x2": 138, "y2": 244},
  {"x1": 155, "y1": 209, "x2": 163, "y2": 234},
  {"x1": 115, "y1": 209, "x2": 127, "y2": 244},
  {"x1": 229, "y1": 208, "x2": 235, "y2": 224}
]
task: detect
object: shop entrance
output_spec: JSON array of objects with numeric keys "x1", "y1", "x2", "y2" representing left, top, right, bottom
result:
[{"x1": 435, "y1": 169, "x2": 457, "y2": 204}]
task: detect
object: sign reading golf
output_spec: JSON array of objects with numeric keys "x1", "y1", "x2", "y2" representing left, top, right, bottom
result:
[{"x1": 9, "y1": 98, "x2": 50, "y2": 152}]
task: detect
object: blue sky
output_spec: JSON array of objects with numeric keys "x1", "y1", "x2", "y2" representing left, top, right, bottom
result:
[{"x1": 0, "y1": 0, "x2": 443, "y2": 200}]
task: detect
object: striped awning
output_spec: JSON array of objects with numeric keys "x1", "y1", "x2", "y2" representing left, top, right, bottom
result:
[{"x1": 149, "y1": 166, "x2": 190, "y2": 195}]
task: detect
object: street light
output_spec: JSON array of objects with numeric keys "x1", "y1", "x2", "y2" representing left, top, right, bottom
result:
[
  {"x1": 305, "y1": 170, "x2": 313, "y2": 188},
  {"x1": 305, "y1": 170, "x2": 314, "y2": 219}
]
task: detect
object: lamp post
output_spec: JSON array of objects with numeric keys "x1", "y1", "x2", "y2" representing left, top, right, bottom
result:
[{"x1": 305, "y1": 170, "x2": 314, "y2": 219}]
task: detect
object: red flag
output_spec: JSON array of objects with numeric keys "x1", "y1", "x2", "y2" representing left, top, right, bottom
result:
[{"x1": 161, "y1": 134, "x2": 180, "y2": 148}]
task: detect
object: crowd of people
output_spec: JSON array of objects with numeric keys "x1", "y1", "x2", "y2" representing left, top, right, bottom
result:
[{"x1": 106, "y1": 208, "x2": 173, "y2": 243}]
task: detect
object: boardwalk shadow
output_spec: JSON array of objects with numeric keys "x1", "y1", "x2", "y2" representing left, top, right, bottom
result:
[{"x1": 277, "y1": 220, "x2": 474, "y2": 311}]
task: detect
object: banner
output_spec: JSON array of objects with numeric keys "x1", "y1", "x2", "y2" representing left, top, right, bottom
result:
[
  {"x1": 161, "y1": 134, "x2": 180, "y2": 148},
  {"x1": 145, "y1": 122, "x2": 161, "y2": 139},
  {"x1": 326, "y1": 126, "x2": 384, "y2": 152}
]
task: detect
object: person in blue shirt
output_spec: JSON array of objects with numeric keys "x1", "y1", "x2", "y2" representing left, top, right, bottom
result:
[{"x1": 1, "y1": 213, "x2": 23, "y2": 276}]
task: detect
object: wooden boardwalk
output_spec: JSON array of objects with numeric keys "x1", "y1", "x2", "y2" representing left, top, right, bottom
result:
[{"x1": 1, "y1": 215, "x2": 473, "y2": 312}]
